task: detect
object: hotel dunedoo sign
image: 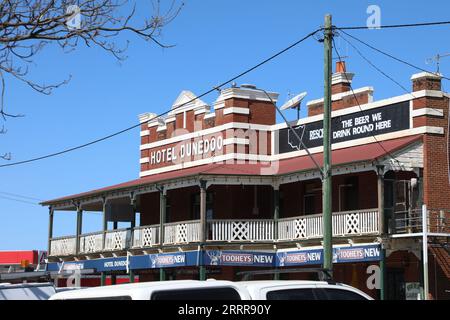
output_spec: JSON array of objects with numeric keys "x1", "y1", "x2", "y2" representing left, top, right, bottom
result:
[{"x1": 277, "y1": 101, "x2": 410, "y2": 154}]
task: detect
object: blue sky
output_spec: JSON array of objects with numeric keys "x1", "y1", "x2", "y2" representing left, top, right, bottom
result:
[{"x1": 1, "y1": 0, "x2": 449, "y2": 250}]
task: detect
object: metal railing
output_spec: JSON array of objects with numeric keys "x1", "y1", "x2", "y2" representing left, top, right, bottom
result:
[
  {"x1": 393, "y1": 208, "x2": 449, "y2": 234},
  {"x1": 208, "y1": 219, "x2": 275, "y2": 242}
]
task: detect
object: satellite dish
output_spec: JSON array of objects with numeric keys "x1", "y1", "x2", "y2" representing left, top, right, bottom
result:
[{"x1": 280, "y1": 91, "x2": 307, "y2": 111}]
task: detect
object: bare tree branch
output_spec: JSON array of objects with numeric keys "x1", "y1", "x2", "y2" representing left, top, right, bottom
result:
[{"x1": 0, "y1": 0, "x2": 184, "y2": 160}]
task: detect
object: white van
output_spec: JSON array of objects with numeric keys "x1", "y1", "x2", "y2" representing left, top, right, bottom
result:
[{"x1": 49, "y1": 279, "x2": 372, "y2": 300}]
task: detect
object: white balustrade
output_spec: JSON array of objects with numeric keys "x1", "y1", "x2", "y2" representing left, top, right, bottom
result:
[
  {"x1": 209, "y1": 219, "x2": 275, "y2": 242},
  {"x1": 278, "y1": 209, "x2": 379, "y2": 240},
  {"x1": 79, "y1": 232, "x2": 103, "y2": 254},
  {"x1": 50, "y1": 209, "x2": 380, "y2": 257},
  {"x1": 133, "y1": 225, "x2": 160, "y2": 248},
  {"x1": 50, "y1": 236, "x2": 77, "y2": 256},
  {"x1": 104, "y1": 229, "x2": 131, "y2": 251},
  {"x1": 164, "y1": 220, "x2": 201, "y2": 244}
]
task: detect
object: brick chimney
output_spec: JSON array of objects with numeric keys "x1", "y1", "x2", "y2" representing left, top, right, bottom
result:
[
  {"x1": 213, "y1": 84, "x2": 279, "y2": 126},
  {"x1": 332, "y1": 61, "x2": 354, "y2": 94},
  {"x1": 307, "y1": 61, "x2": 373, "y2": 116},
  {"x1": 410, "y1": 71, "x2": 449, "y2": 209},
  {"x1": 411, "y1": 71, "x2": 442, "y2": 91}
]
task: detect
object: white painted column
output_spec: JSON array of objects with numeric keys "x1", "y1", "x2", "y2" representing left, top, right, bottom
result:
[{"x1": 422, "y1": 204, "x2": 429, "y2": 300}]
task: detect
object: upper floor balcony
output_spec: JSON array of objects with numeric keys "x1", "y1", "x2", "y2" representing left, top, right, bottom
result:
[{"x1": 49, "y1": 208, "x2": 380, "y2": 257}]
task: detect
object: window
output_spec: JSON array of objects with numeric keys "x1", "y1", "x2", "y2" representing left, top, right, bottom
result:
[
  {"x1": 151, "y1": 287, "x2": 241, "y2": 300},
  {"x1": 266, "y1": 288, "x2": 317, "y2": 300},
  {"x1": 321, "y1": 288, "x2": 368, "y2": 300}
]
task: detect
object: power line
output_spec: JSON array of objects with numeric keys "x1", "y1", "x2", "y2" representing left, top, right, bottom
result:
[
  {"x1": 0, "y1": 28, "x2": 322, "y2": 169},
  {"x1": 0, "y1": 195, "x2": 39, "y2": 206},
  {"x1": 338, "y1": 29, "x2": 450, "y2": 81},
  {"x1": 2, "y1": 19, "x2": 449, "y2": 169},
  {"x1": 332, "y1": 38, "x2": 402, "y2": 167},
  {"x1": 0, "y1": 191, "x2": 43, "y2": 201},
  {"x1": 338, "y1": 32, "x2": 444, "y2": 115},
  {"x1": 336, "y1": 20, "x2": 450, "y2": 30},
  {"x1": 256, "y1": 88, "x2": 325, "y2": 178}
]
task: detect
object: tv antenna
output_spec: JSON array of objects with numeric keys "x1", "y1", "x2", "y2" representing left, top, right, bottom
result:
[{"x1": 426, "y1": 52, "x2": 450, "y2": 73}]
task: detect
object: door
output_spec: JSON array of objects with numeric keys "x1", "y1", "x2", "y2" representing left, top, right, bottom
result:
[{"x1": 387, "y1": 268, "x2": 405, "y2": 300}]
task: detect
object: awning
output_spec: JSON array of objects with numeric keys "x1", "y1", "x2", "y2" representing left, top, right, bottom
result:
[{"x1": 41, "y1": 134, "x2": 422, "y2": 206}]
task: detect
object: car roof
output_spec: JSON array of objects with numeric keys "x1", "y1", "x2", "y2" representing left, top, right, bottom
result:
[
  {"x1": 49, "y1": 279, "x2": 246, "y2": 300},
  {"x1": 233, "y1": 280, "x2": 373, "y2": 299},
  {"x1": 0, "y1": 282, "x2": 54, "y2": 288},
  {"x1": 236, "y1": 280, "x2": 331, "y2": 288}
]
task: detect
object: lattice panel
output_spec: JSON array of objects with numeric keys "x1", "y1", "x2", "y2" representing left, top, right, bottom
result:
[
  {"x1": 85, "y1": 235, "x2": 97, "y2": 253},
  {"x1": 232, "y1": 221, "x2": 249, "y2": 240},
  {"x1": 142, "y1": 228, "x2": 154, "y2": 247},
  {"x1": 51, "y1": 238, "x2": 76, "y2": 256},
  {"x1": 112, "y1": 232, "x2": 124, "y2": 249},
  {"x1": 61, "y1": 239, "x2": 70, "y2": 255},
  {"x1": 176, "y1": 224, "x2": 188, "y2": 243},
  {"x1": 294, "y1": 218, "x2": 307, "y2": 239},
  {"x1": 346, "y1": 213, "x2": 360, "y2": 234}
]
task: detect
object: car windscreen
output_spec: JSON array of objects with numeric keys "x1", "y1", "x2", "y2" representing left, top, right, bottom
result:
[{"x1": 151, "y1": 287, "x2": 242, "y2": 300}]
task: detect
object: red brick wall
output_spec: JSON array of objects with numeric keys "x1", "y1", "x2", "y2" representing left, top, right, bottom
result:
[
  {"x1": 308, "y1": 91, "x2": 370, "y2": 116},
  {"x1": 411, "y1": 79, "x2": 450, "y2": 209}
]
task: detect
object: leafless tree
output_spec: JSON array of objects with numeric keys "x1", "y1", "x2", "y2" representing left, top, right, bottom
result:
[{"x1": 0, "y1": 0, "x2": 183, "y2": 160}]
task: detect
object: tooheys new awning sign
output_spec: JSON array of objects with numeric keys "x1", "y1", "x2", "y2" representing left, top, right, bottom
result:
[
  {"x1": 203, "y1": 250, "x2": 275, "y2": 267},
  {"x1": 276, "y1": 244, "x2": 381, "y2": 267},
  {"x1": 130, "y1": 251, "x2": 201, "y2": 269},
  {"x1": 276, "y1": 101, "x2": 410, "y2": 154},
  {"x1": 46, "y1": 256, "x2": 128, "y2": 272}
]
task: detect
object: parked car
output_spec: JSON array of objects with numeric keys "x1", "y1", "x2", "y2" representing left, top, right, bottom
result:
[
  {"x1": 49, "y1": 279, "x2": 372, "y2": 300},
  {"x1": 236, "y1": 280, "x2": 373, "y2": 300},
  {"x1": 0, "y1": 282, "x2": 56, "y2": 300}
]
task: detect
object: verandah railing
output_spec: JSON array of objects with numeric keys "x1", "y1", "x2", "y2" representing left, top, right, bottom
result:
[
  {"x1": 49, "y1": 209, "x2": 381, "y2": 256},
  {"x1": 277, "y1": 209, "x2": 380, "y2": 241}
]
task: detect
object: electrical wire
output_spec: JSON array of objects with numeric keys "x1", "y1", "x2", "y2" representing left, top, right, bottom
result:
[
  {"x1": 0, "y1": 28, "x2": 322, "y2": 169},
  {"x1": 0, "y1": 195, "x2": 39, "y2": 205},
  {"x1": 338, "y1": 29, "x2": 450, "y2": 81},
  {"x1": 255, "y1": 88, "x2": 325, "y2": 178},
  {"x1": 2, "y1": 19, "x2": 450, "y2": 169},
  {"x1": 336, "y1": 20, "x2": 450, "y2": 30},
  {"x1": 0, "y1": 191, "x2": 43, "y2": 201},
  {"x1": 332, "y1": 38, "x2": 403, "y2": 166},
  {"x1": 338, "y1": 32, "x2": 445, "y2": 116}
]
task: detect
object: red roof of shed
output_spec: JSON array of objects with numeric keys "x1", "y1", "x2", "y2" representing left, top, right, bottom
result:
[{"x1": 42, "y1": 135, "x2": 422, "y2": 205}]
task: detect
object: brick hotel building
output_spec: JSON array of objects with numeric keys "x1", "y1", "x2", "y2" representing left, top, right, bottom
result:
[{"x1": 42, "y1": 63, "x2": 450, "y2": 299}]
